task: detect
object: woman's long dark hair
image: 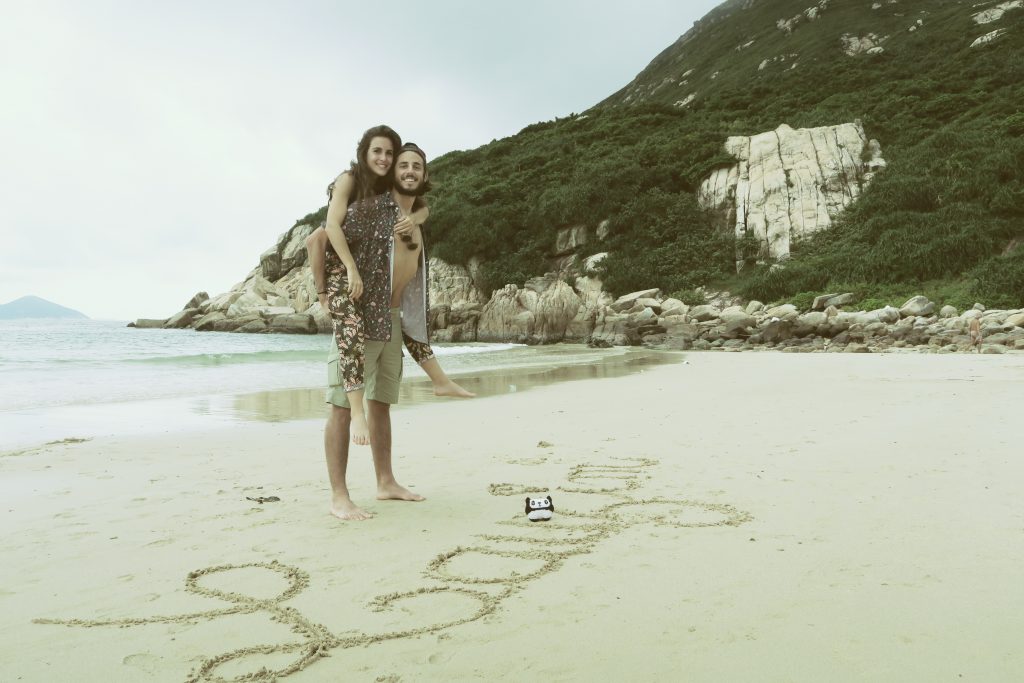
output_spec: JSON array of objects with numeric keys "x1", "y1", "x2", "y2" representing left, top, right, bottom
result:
[{"x1": 327, "y1": 125, "x2": 402, "y2": 202}]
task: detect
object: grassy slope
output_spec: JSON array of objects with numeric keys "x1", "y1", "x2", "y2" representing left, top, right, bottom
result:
[{"x1": 300, "y1": 0, "x2": 1024, "y2": 308}]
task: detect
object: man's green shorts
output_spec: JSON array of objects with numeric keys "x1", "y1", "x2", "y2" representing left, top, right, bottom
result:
[{"x1": 326, "y1": 308, "x2": 403, "y2": 407}]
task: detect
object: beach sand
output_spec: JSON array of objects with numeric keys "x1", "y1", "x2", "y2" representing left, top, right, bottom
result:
[{"x1": 3, "y1": 352, "x2": 1023, "y2": 682}]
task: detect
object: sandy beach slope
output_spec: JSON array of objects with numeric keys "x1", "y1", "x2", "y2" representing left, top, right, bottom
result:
[{"x1": 2, "y1": 352, "x2": 1023, "y2": 682}]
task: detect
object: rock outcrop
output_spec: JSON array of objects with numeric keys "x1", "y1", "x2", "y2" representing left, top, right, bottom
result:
[
  {"x1": 973, "y1": 1, "x2": 1022, "y2": 25},
  {"x1": 698, "y1": 121, "x2": 885, "y2": 270},
  {"x1": 146, "y1": 221, "x2": 325, "y2": 335}
]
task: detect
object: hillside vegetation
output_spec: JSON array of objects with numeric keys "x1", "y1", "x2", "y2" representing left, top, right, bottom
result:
[{"x1": 303, "y1": 0, "x2": 1024, "y2": 309}]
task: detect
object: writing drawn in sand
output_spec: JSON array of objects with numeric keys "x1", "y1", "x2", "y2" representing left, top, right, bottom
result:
[{"x1": 35, "y1": 456, "x2": 751, "y2": 681}]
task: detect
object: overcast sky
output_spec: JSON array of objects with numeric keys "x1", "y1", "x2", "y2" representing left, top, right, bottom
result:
[{"x1": 0, "y1": 0, "x2": 722, "y2": 320}]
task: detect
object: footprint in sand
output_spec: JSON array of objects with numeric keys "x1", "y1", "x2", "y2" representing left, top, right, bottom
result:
[{"x1": 122, "y1": 652, "x2": 164, "y2": 673}]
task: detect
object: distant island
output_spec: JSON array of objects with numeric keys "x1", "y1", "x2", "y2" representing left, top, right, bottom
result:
[{"x1": 0, "y1": 296, "x2": 89, "y2": 320}]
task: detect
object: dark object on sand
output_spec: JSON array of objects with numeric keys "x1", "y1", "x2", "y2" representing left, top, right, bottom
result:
[
  {"x1": 246, "y1": 496, "x2": 281, "y2": 504},
  {"x1": 525, "y1": 495, "x2": 554, "y2": 522}
]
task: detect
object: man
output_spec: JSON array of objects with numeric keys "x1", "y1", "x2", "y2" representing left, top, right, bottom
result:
[{"x1": 322, "y1": 143, "x2": 432, "y2": 521}]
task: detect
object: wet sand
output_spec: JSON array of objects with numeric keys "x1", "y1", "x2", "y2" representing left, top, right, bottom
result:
[{"x1": 2, "y1": 352, "x2": 1023, "y2": 682}]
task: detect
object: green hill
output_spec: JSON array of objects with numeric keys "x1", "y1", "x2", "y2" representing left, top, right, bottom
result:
[{"x1": 302, "y1": 0, "x2": 1024, "y2": 310}]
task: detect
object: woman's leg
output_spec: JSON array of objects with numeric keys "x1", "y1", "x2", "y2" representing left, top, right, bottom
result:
[
  {"x1": 403, "y1": 334, "x2": 475, "y2": 398},
  {"x1": 328, "y1": 274, "x2": 370, "y2": 444}
]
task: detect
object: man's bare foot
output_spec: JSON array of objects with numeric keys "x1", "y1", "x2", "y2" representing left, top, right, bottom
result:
[
  {"x1": 377, "y1": 482, "x2": 425, "y2": 501},
  {"x1": 351, "y1": 414, "x2": 370, "y2": 445},
  {"x1": 330, "y1": 498, "x2": 372, "y2": 521},
  {"x1": 433, "y1": 380, "x2": 475, "y2": 398}
]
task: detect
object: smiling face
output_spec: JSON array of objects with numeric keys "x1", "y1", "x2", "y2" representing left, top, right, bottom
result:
[
  {"x1": 392, "y1": 150, "x2": 427, "y2": 196},
  {"x1": 365, "y1": 136, "x2": 395, "y2": 177}
]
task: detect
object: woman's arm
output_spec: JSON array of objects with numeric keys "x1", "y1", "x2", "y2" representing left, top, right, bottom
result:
[
  {"x1": 395, "y1": 201, "x2": 429, "y2": 237},
  {"x1": 323, "y1": 173, "x2": 364, "y2": 299}
]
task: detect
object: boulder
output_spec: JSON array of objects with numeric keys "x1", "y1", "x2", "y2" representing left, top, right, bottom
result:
[
  {"x1": 760, "y1": 319, "x2": 793, "y2": 343},
  {"x1": 193, "y1": 311, "x2": 226, "y2": 331},
  {"x1": 267, "y1": 314, "x2": 317, "y2": 334},
  {"x1": 761, "y1": 305, "x2": 798, "y2": 323},
  {"x1": 590, "y1": 312, "x2": 634, "y2": 346},
  {"x1": 227, "y1": 292, "x2": 269, "y2": 318},
  {"x1": 899, "y1": 295, "x2": 935, "y2": 318},
  {"x1": 688, "y1": 304, "x2": 721, "y2": 322},
  {"x1": 812, "y1": 292, "x2": 854, "y2": 311},
  {"x1": 660, "y1": 298, "x2": 688, "y2": 316},
  {"x1": 628, "y1": 307, "x2": 658, "y2": 326},
  {"x1": 610, "y1": 289, "x2": 662, "y2": 312},
  {"x1": 164, "y1": 308, "x2": 200, "y2": 329},
  {"x1": 1005, "y1": 312, "x2": 1024, "y2": 328},
  {"x1": 213, "y1": 313, "x2": 260, "y2": 332},
  {"x1": 635, "y1": 297, "x2": 662, "y2": 312},
  {"x1": 533, "y1": 279, "x2": 582, "y2": 343},
  {"x1": 278, "y1": 224, "x2": 315, "y2": 276},
  {"x1": 939, "y1": 305, "x2": 958, "y2": 318},
  {"x1": 745, "y1": 300, "x2": 764, "y2": 315},
  {"x1": 235, "y1": 319, "x2": 268, "y2": 334},
  {"x1": 206, "y1": 291, "x2": 243, "y2": 313},
  {"x1": 133, "y1": 318, "x2": 166, "y2": 329},
  {"x1": 477, "y1": 285, "x2": 536, "y2": 343},
  {"x1": 260, "y1": 244, "x2": 282, "y2": 281},
  {"x1": 719, "y1": 307, "x2": 756, "y2": 332},
  {"x1": 429, "y1": 257, "x2": 487, "y2": 308},
  {"x1": 304, "y1": 302, "x2": 332, "y2": 334},
  {"x1": 259, "y1": 306, "x2": 297, "y2": 317},
  {"x1": 183, "y1": 291, "x2": 209, "y2": 310}
]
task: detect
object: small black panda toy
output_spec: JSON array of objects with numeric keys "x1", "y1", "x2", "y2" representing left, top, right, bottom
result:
[{"x1": 525, "y1": 495, "x2": 554, "y2": 522}]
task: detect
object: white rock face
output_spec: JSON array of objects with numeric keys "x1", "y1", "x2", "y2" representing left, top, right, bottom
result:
[
  {"x1": 971, "y1": 28, "x2": 1009, "y2": 47},
  {"x1": 973, "y1": 1, "x2": 1022, "y2": 25},
  {"x1": 429, "y1": 257, "x2": 486, "y2": 307},
  {"x1": 776, "y1": 0, "x2": 830, "y2": 33},
  {"x1": 698, "y1": 121, "x2": 884, "y2": 268},
  {"x1": 841, "y1": 33, "x2": 888, "y2": 56},
  {"x1": 674, "y1": 93, "x2": 697, "y2": 108},
  {"x1": 555, "y1": 226, "x2": 588, "y2": 255},
  {"x1": 476, "y1": 277, "x2": 582, "y2": 344}
]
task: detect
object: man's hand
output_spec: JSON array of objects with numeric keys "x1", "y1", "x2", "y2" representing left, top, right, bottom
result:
[
  {"x1": 394, "y1": 215, "x2": 415, "y2": 238},
  {"x1": 348, "y1": 271, "x2": 364, "y2": 300}
]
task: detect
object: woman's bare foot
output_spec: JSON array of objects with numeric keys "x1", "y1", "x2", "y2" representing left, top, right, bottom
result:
[
  {"x1": 351, "y1": 413, "x2": 370, "y2": 445},
  {"x1": 377, "y1": 482, "x2": 425, "y2": 501},
  {"x1": 330, "y1": 496, "x2": 373, "y2": 521},
  {"x1": 433, "y1": 380, "x2": 475, "y2": 398}
]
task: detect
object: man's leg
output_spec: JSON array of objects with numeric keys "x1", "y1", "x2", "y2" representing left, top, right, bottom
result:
[
  {"x1": 325, "y1": 406, "x2": 372, "y2": 520},
  {"x1": 367, "y1": 399, "x2": 424, "y2": 501}
]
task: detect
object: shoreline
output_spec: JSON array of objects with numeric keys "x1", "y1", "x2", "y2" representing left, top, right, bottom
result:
[
  {"x1": 3, "y1": 352, "x2": 1023, "y2": 681},
  {"x1": 0, "y1": 346, "x2": 680, "y2": 453}
]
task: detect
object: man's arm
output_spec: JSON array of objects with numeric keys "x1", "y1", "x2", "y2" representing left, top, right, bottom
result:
[{"x1": 305, "y1": 228, "x2": 329, "y2": 310}]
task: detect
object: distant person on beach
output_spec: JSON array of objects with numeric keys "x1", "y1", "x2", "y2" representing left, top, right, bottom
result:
[
  {"x1": 968, "y1": 316, "x2": 982, "y2": 352},
  {"x1": 306, "y1": 126, "x2": 473, "y2": 447},
  {"x1": 314, "y1": 142, "x2": 442, "y2": 521}
]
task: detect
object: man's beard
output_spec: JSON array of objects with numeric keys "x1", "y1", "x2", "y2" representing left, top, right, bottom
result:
[{"x1": 394, "y1": 176, "x2": 426, "y2": 197}]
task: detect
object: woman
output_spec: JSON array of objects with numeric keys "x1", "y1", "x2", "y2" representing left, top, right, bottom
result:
[{"x1": 306, "y1": 125, "x2": 473, "y2": 446}]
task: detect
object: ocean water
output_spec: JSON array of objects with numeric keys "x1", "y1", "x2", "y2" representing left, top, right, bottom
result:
[
  {"x1": 0, "y1": 320, "x2": 529, "y2": 412},
  {"x1": 0, "y1": 320, "x2": 679, "y2": 450}
]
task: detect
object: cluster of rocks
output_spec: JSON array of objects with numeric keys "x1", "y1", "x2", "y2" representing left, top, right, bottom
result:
[
  {"x1": 131, "y1": 222, "x2": 329, "y2": 334},
  {"x1": 588, "y1": 291, "x2": 1024, "y2": 354}
]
